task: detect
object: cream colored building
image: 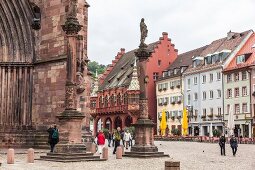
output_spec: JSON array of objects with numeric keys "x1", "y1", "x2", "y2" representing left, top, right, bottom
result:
[{"x1": 156, "y1": 49, "x2": 198, "y2": 135}]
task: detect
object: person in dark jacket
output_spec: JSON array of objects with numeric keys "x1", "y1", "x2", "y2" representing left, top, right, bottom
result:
[
  {"x1": 47, "y1": 124, "x2": 59, "y2": 152},
  {"x1": 107, "y1": 131, "x2": 112, "y2": 147},
  {"x1": 113, "y1": 127, "x2": 121, "y2": 154},
  {"x1": 219, "y1": 135, "x2": 226, "y2": 156},
  {"x1": 230, "y1": 135, "x2": 238, "y2": 156}
]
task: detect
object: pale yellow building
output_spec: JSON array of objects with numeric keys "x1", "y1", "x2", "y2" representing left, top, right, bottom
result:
[{"x1": 156, "y1": 48, "x2": 205, "y2": 135}]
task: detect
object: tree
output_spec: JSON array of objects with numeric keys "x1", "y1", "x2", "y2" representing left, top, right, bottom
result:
[{"x1": 88, "y1": 61, "x2": 106, "y2": 78}]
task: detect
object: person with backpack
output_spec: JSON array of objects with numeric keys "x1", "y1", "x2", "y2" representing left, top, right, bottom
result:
[
  {"x1": 47, "y1": 124, "x2": 59, "y2": 152},
  {"x1": 113, "y1": 127, "x2": 121, "y2": 154}
]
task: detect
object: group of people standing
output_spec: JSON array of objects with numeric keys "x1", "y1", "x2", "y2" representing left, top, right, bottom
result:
[
  {"x1": 219, "y1": 135, "x2": 238, "y2": 156},
  {"x1": 95, "y1": 127, "x2": 134, "y2": 154}
]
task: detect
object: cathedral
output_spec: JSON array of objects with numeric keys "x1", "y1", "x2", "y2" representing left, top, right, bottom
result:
[{"x1": 0, "y1": 0, "x2": 91, "y2": 148}]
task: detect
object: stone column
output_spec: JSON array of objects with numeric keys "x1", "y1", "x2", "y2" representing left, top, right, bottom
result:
[
  {"x1": 130, "y1": 46, "x2": 159, "y2": 152},
  {"x1": 55, "y1": 0, "x2": 85, "y2": 153}
]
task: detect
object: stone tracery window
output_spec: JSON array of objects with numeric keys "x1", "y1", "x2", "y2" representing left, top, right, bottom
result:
[
  {"x1": 110, "y1": 94, "x2": 115, "y2": 106},
  {"x1": 124, "y1": 93, "x2": 128, "y2": 105},
  {"x1": 117, "y1": 93, "x2": 121, "y2": 106},
  {"x1": 104, "y1": 95, "x2": 109, "y2": 107}
]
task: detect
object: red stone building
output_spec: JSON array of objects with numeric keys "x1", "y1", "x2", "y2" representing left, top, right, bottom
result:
[
  {"x1": 0, "y1": 0, "x2": 91, "y2": 147},
  {"x1": 90, "y1": 33, "x2": 178, "y2": 134}
]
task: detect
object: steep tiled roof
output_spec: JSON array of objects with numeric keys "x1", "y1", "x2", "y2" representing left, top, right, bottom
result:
[
  {"x1": 168, "y1": 45, "x2": 208, "y2": 70},
  {"x1": 184, "y1": 30, "x2": 252, "y2": 75},
  {"x1": 158, "y1": 45, "x2": 208, "y2": 81},
  {"x1": 99, "y1": 42, "x2": 158, "y2": 90},
  {"x1": 224, "y1": 32, "x2": 255, "y2": 72}
]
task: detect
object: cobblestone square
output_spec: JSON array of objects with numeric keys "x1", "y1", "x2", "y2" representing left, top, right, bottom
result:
[{"x1": 1, "y1": 141, "x2": 255, "y2": 170}]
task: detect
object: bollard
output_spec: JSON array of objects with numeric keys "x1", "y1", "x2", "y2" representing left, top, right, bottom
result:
[
  {"x1": 91, "y1": 143, "x2": 97, "y2": 154},
  {"x1": 121, "y1": 145, "x2": 124, "y2": 155},
  {"x1": 165, "y1": 161, "x2": 180, "y2": 170},
  {"x1": 27, "y1": 148, "x2": 35, "y2": 163},
  {"x1": 7, "y1": 148, "x2": 14, "y2": 164},
  {"x1": 102, "y1": 147, "x2": 108, "y2": 160},
  {"x1": 116, "y1": 146, "x2": 122, "y2": 159}
]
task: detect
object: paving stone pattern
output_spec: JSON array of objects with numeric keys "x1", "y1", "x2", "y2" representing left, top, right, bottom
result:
[{"x1": 0, "y1": 141, "x2": 254, "y2": 170}]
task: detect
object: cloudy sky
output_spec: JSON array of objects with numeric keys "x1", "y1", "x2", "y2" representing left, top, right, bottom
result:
[{"x1": 87, "y1": 0, "x2": 255, "y2": 65}]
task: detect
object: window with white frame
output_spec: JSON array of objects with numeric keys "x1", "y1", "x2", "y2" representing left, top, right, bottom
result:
[
  {"x1": 209, "y1": 90, "x2": 213, "y2": 99},
  {"x1": 153, "y1": 72, "x2": 159, "y2": 80},
  {"x1": 242, "y1": 86, "x2": 247, "y2": 96},
  {"x1": 217, "y1": 89, "x2": 221, "y2": 98},
  {"x1": 227, "y1": 74, "x2": 232, "y2": 83},
  {"x1": 242, "y1": 71, "x2": 247, "y2": 80},
  {"x1": 202, "y1": 75, "x2": 206, "y2": 83},
  {"x1": 234, "y1": 87, "x2": 239, "y2": 97},
  {"x1": 194, "y1": 76, "x2": 198, "y2": 85},
  {"x1": 235, "y1": 104, "x2": 240, "y2": 114},
  {"x1": 210, "y1": 73, "x2": 213, "y2": 82},
  {"x1": 187, "y1": 79, "x2": 191, "y2": 90},
  {"x1": 217, "y1": 72, "x2": 221, "y2": 81},
  {"x1": 187, "y1": 94, "x2": 191, "y2": 105},
  {"x1": 202, "y1": 91, "x2": 206, "y2": 100},
  {"x1": 236, "y1": 55, "x2": 245, "y2": 64},
  {"x1": 194, "y1": 93, "x2": 198, "y2": 101},
  {"x1": 242, "y1": 103, "x2": 248, "y2": 113},
  {"x1": 234, "y1": 73, "x2": 239, "y2": 81},
  {"x1": 218, "y1": 107, "x2": 222, "y2": 116},
  {"x1": 203, "y1": 108, "x2": 207, "y2": 116},
  {"x1": 227, "y1": 89, "x2": 232, "y2": 98}
]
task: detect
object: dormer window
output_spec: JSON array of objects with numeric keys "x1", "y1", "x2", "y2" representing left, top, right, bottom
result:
[
  {"x1": 163, "y1": 71, "x2": 168, "y2": 77},
  {"x1": 174, "y1": 69, "x2": 177, "y2": 74},
  {"x1": 219, "y1": 50, "x2": 231, "y2": 61},
  {"x1": 205, "y1": 55, "x2": 212, "y2": 65},
  {"x1": 236, "y1": 55, "x2": 245, "y2": 64},
  {"x1": 181, "y1": 67, "x2": 186, "y2": 73}
]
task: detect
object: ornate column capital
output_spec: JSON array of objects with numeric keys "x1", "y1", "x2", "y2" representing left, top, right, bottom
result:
[{"x1": 62, "y1": 0, "x2": 82, "y2": 35}]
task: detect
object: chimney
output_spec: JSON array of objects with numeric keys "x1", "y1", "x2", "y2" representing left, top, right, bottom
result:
[
  {"x1": 227, "y1": 30, "x2": 235, "y2": 40},
  {"x1": 120, "y1": 48, "x2": 125, "y2": 54}
]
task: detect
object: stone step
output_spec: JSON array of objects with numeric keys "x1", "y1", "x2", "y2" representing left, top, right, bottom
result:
[
  {"x1": 46, "y1": 152, "x2": 94, "y2": 156},
  {"x1": 40, "y1": 155, "x2": 100, "y2": 160},
  {"x1": 124, "y1": 151, "x2": 165, "y2": 155},
  {"x1": 38, "y1": 158, "x2": 106, "y2": 163},
  {"x1": 123, "y1": 153, "x2": 169, "y2": 158}
]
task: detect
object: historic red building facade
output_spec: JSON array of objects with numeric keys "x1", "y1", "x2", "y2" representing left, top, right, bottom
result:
[
  {"x1": 90, "y1": 32, "x2": 178, "y2": 134},
  {"x1": 0, "y1": 0, "x2": 91, "y2": 147}
]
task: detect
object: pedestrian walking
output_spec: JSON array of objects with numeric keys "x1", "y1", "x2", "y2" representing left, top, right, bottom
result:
[
  {"x1": 97, "y1": 130, "x2": 105, "y2": 154},
  {"x1": 113, "y1": 127, "x2": 121, "y2": 154},
  {"x1": 230, "y1": 135, "x2": 238, "y2": 156},
  {"x1": 219, "y1": 135, "x2": 226, "y2": 156},
  {"x1": 47, "y1": 124, "x2": 59, "y2": 152},
  {"x1": 124, "y1": 130, "x2": 132, "y2": 150},
  {"x1": 121, "y1": 130, "x2": 125, "y2": 147},
  {"x1": 108, "y1": 131, "x2": 112, "y2": 147},
  {"x1": 112, "y1": 130, "x2": 116, "y2": 147}
]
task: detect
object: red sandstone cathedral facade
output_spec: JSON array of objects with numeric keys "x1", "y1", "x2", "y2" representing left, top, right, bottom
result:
[
  {"x1": 90, "y1": 33, "x2": 178, "y2": 134},
  {"x1": 0, "y1": 0, "x2": 91, "y2": 147}
]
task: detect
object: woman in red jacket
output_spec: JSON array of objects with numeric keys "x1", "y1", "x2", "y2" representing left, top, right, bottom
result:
[{"x1": 97, "y1": 130, "x2": 105, "y2": 154}]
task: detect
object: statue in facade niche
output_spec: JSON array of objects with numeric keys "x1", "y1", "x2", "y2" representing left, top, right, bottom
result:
[{"x1": 140, "y1": 18, "x2": 148, "y2": 48}]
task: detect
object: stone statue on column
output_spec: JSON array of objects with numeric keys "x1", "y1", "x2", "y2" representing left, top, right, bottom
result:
[{"x1": 140, "y1": 18, "x2": 148, "y2": 48}]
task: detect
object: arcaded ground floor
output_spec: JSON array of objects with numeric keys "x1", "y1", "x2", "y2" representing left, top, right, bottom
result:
[{"x1": 0, "y1": 141, "x2": 255, "y2": 170}]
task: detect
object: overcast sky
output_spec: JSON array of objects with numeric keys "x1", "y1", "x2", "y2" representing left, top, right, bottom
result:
[{"x1": 87, "y1": 0, "x2": 255, "y2": 65}]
